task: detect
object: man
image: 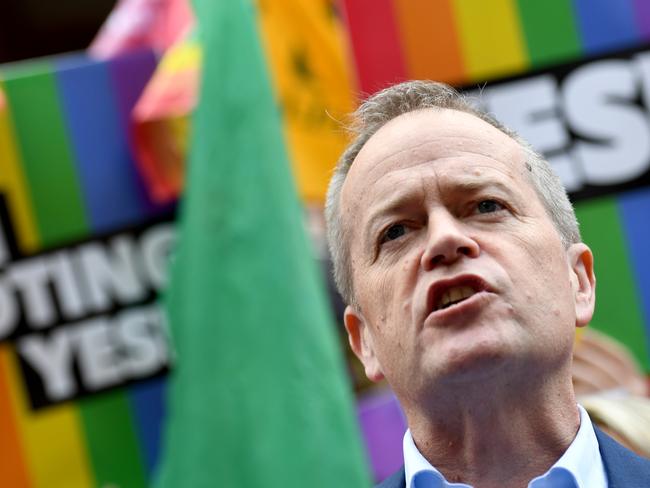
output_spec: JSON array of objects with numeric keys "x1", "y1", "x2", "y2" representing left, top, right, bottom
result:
[{"x1": 325, "y1": 80, "x2": 650, "y2": 488}]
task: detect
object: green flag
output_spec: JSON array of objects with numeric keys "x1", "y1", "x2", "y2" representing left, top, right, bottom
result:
[{"x1": 155, "y1": 0, "x2": 370, "y2": 486}]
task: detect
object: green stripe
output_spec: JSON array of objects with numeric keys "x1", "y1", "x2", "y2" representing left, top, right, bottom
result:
[
  {"x1": 1, "y1": 61, "x2": 88, "y2": 247},
  {"x1": 575, "y1": 197, "x2": 649, "y2": 369},
  {"x1": 79, "y1": 391, "x2": 147, "y2": 488},
  {"x1": 516, "y1": 0, "x2": 581, "y2": 68}
]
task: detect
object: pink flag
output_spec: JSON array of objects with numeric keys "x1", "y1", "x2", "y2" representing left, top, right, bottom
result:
[{"x1": 89, "y1": 0, "x2": 193, "y2": 58}]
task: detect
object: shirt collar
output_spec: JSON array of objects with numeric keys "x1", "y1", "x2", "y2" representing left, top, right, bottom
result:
[
  {"x1": 403, "y1": 405, "x2": 607, "y2": 488},
  {"x1": 528, "y1": 405, "x2": 607, "y2": 488}
]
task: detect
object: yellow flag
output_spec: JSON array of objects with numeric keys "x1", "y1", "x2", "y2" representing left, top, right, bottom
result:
[{"x1": 256, "y1": 0, "x2": 356, "y2": 203}]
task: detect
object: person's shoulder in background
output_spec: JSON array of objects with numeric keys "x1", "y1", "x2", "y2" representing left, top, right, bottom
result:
[
  {"x1": 574, "y1": 327, "x2": 650, "y2": 458},
  {"x1": 374, "y1": 466, "x2": 405, "y2": 488}
]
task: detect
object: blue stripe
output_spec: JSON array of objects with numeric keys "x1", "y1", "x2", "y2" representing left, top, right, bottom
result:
[
  {"x1": 617, "y1": 187, "x2": 650, "y2": 360},
  {"x1": 55, "y1": 54, "x2": 150, "y2": 233},
  {"x1": 572, "y1": 0, "x2": 640, "y2": 54},
  {"x1": 128, "y1": 377, "x2": 167, "y2": 477}
]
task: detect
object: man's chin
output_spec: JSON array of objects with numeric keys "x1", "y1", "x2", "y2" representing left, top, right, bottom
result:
[{"x1": 427, "y1": 345, "x2": 512, "y2": 388}]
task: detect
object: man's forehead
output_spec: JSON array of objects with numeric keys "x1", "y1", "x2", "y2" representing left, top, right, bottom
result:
[
  {"x1": 355, "y1": 108, "x2": 515, "y2": 162},
  {"x1": 340, "y1": 108, "x2": 526, "y2": 213}
]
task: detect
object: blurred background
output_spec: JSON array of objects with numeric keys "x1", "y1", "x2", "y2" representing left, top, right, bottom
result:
[
  {"x1": 0, "y1": 1, "x2": 115, "y2": 64},
  {"x1": 2, "y1": 0, "x2": 650, "y2": 486}
]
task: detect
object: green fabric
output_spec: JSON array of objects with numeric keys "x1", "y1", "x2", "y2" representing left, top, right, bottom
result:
[{"x1": 155, "y1": 0, "x2": 370, "y2": 487}]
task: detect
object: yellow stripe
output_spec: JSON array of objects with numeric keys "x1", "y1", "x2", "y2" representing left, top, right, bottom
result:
[
  {"x1": 2, "y1": 349, "x2": 94, "y2": 488},
  {"x1": 452, "y1": 0, "x2": 528, "y2": 81},
  {"x1": 159, "y1": 39, "x2": 202, "y2": 74},
  {"x1": 256, "y1": 0, "x2": 356, "y2": 203},
  {"x1": 0, "y1": 85, "x2": 38, "y2": 254}
]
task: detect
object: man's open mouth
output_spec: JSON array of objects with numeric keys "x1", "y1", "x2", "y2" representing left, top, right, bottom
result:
[
  {"x1": 436, "y1": 286, "x2": 478, "y2": 310},
  {"x1": 427, "y1": 276, "x2": 492, "y2": 314}
]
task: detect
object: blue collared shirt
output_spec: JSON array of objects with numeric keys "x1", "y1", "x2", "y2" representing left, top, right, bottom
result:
[{"x1": 404, "y1": 405, "x2": 607, "y2": 488}]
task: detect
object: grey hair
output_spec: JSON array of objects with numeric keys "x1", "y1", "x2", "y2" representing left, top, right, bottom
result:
[{"x1": 325, "y1": 80, "x2": 580, "y2": 305}]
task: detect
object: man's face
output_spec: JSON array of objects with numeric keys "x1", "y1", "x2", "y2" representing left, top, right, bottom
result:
[{"x1": 340, "y1": 108, "x2": 595, "y2": 404}]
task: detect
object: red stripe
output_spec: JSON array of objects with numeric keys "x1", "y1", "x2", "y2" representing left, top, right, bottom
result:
[{"x1": 341, "y1": 0, "x2": 407, "y2": 96}]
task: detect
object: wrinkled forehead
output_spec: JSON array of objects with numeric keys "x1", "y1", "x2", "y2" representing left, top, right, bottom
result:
[{"x1": 340, "y1": 108, "x2": 528, "y2": 218}]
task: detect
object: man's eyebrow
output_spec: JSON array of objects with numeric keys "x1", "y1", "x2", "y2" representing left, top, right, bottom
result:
[
  {"x1": 362, "y1": 191, "x2": 421, "y2": 245},
  {"x1": 447, "y1": 177, "x2": 514, "y2": 194}
]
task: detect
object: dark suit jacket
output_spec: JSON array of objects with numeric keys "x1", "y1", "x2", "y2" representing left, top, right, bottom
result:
[{"x1": 375, "y1": 427, "x2": 650, "y2": 488}]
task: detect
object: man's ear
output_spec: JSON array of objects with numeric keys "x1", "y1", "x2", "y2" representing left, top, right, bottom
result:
[
  {"x1": 344, "y1": 305, "x2": 385, "y2": 382},
  {"x1": 568, "y1": 243, "x2": 596, "y2": 328}
]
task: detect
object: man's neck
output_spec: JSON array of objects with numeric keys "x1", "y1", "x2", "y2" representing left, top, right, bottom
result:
[{"x1": 403, "y1": 376, "x2": 580, "y2": 488}]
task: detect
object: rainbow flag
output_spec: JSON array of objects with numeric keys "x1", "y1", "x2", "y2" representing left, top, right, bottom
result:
[
  {"x1": 132, "y1": 0, "x2": 356, "y2": 205},
  {"x1": 132, "y1": 29, "x2": 200, "y2": 204},
  {"x1": 0, "y1": 49, "x2": 171, "y2": 488},
  {"x1": 341, "y1": 0, "x2": 649, "y2": 90}
]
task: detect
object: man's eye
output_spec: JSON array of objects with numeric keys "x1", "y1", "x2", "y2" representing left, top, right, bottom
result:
[
  {"x1": 382, "y1": 224, "x2": 407, "y2": 243},
  {"x1": 477, "y1": 200, "x2": 504, "y2": 214}
]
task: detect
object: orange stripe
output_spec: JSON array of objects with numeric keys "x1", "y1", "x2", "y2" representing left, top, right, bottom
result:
[
  {"x1": 393, "y1": 0, "x2": 465, "y2": 84},
  {"x1": 0, "y1": 346, "x2": 31, "y2": 487}
]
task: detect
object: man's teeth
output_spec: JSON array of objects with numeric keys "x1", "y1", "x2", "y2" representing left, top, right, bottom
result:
[{"x1": 437, "y1": 286, "x2": 477, "y2": 310}]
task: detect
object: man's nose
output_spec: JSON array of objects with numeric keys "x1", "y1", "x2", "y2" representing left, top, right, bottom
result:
[{"x1": 420, "y1": 212, "x2": 480, "y2": 271}]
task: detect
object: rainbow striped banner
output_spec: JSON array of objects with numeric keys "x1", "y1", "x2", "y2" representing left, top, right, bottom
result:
[
  {"x1": 341, "y1": 0, "x2": 649, "y2": 91},
  {"x1": 0, "y1": 49, "x2": 171, "y2": 488},
  {"x1": 342, "y1": 0, "x2": 650, "y2": 372}
]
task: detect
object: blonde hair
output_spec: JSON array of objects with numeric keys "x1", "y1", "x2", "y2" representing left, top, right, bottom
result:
[{"x1": 581, "y1": 394, "x2": 650, "y2": 458}]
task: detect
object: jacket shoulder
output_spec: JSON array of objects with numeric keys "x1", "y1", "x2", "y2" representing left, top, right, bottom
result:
[{"x1": 595, "y1": 426, "x2": 650, "y2": 487}]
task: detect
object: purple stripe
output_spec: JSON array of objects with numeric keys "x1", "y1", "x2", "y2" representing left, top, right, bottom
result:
[
  {"x1": 106, "y1": 49, "x2": 175, "y2": 219},
  {"x1": 633, "y1": 0, "x2": 650, "y2": 39}
]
